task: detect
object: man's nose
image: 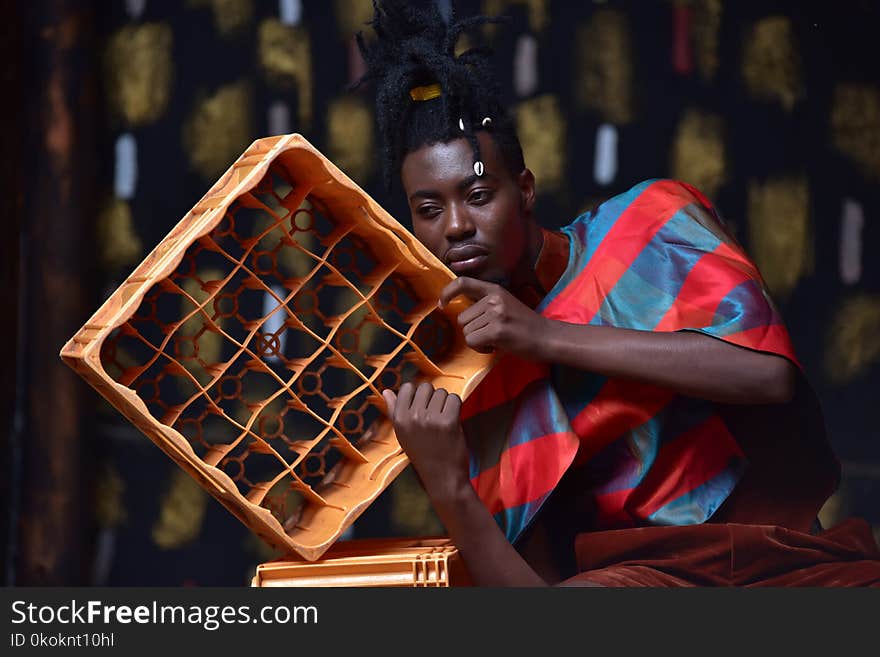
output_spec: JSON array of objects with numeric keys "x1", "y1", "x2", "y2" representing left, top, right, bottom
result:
[{"x1": 445, "y1": 204, "x2": 476, "y2": 241}]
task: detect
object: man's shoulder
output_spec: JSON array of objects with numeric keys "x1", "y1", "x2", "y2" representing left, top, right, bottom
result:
[{"x1": 562, "y1": 179, "x2": 713, "y2": 231}]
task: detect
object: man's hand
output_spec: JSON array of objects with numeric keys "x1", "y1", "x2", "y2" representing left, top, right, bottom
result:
[
  {"x1": 439, "y1": 277, "x2": 548, "y2": 357},
  {"x1": 382, "y1": 380, "x2": 549, "y2": 587},
  {"x1": 381, "y1": 382, "x2": 469, "y2": 502}
]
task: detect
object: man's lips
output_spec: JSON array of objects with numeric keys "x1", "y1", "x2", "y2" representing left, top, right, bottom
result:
[{"x1": 445, "y1": 244, "x2": 490, "y2": 274}]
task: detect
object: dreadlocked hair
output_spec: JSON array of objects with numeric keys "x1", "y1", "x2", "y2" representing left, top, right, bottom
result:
[{"x1": 351, "y1": 0, "x2": 525, "y2": 190}]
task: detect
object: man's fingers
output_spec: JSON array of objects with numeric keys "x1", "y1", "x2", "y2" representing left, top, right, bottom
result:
[
  {"x1": 456, "y1": 298, "x2": 489, "y2": 327},
  {"x1": 439, "y1": 276, "x2": 496, "y2": 308},
  {"x1": 395, "y1": 382, "x2": 416, "y2": 416},
  {"x1": 412, "y1": 381, "x2": 434, "y2": 410},
  {"x1": 384, "y1": 382, "x2": 460, "y2": 425},
  {"x1": 427, "y1": 387, "x2": 448, "y2": 415},
  {"x1": 461, "y1": 314, "x2": 492, "y2": 336},
  {"x1": 464, "y1": 324, "x2": 496, "y2": 354},
  {"x1": 381, "y1": 389, "x2": 397, "y2": 418},
  {"x1": 442, "y1": 392, "x2": 462, "y2": 417}
]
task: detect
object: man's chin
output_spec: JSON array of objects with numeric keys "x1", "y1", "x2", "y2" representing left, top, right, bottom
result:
[
  {"x1": 467, "y1": 271, "x2": 509, "y2": 288},
  {"x1": 486, "y1": 274, "x2": 510, "y2": 288}
]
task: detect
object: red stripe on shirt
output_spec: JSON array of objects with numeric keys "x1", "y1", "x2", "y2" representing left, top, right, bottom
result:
[
  {"x1": 470, "y1": 431, "x2": 579, "y2": 515},
  {"x1": 677, "y1": 181, "x2": 714, "y2": 210},
  {"x1": 653, "y1": 246, "x2": 754, "y2": 332},
  {"x1": 712, "y1": 241, "x2": 762, "y2": 279},
  {"x1": 592, "y1": 488, "x2": 639, "y2": 528},
  {"x1": 543, "y1": 180, "x2": 696, "y2": 324},
  {"x1": 626, "y1": 414, "x2": 743, "y2": 519},
  {"x1": 571, "y1": 379, "x2": 676, "y2": 466},
  {"x1": 460, "y1": 354, "x2": 547, "y2": 421},
  {"x1": 720, "y1": 323, "x2": 800, "y2": 367}
]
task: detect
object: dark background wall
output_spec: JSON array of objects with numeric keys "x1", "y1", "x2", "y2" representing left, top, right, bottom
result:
[{"x1": 3, "y1": 0, "x2": 878, "y2": 586}]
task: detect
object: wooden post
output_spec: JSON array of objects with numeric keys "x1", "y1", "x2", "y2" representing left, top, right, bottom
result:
[{"x1": 14, "y1": 0, "x2": 100, "y2": 585}]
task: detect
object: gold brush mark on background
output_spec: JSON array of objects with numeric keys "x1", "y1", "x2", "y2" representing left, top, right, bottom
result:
[
  {"x1": 278, "y1": 199, "x2": 318, "y2": 277},
  {"x1": 254, "y1": 195, "x2": 287, "y2": 227},
  {"x1": 192, "y1": 0, "x2": 255, "y2": 37},
  {"x1": 390, "y1": 467, "x2": 445, "y2": 536},
  {"x1": 670, "y1": 108, "x2": 726, "y2": 199},
  {"x1": 746, "y1": 175, "x2": 812, "y2": 300},
  {"x1": 180, "y1": 269, "x2": 225, "y2": 334},
  {"x1": 826, "y1": 294, "x2": 880, "y2": 385},
  {"x1": 234, "y1": 396, "x2": 267, "y2": 431},
  {"x1": 818, "y1": 490, "x2": 846, "y2": 534},
  {"x1": 96, "y1": 198, "x2": 143, "y2": 272},
  {"x1": 455, "y1": 33, "x2": 474, "y2": 57},
  {"x1": 331, "y1": 303, "x2": 379, "y2": 373},
  {"x1": 152, "y1": 469, "x2": 209, "y2": 549},
  {"x1": 243, "y1": 531, "x2": 285, "y2": 566},
  {"x1": 104, "y1": 23, "x2": 173, "y2": 126},
  {"x1": 327, "y1": 96, "x2": 375, "y2": 185},
  {"x1": 741, "y1": 16, "x2": 804, "y2": 111},
  {"x1": 483, "y1": 0, "x2": 548, "y2": 33},
  {"x1": 516, "y1": 94, "x2": 566, "y2": 193},
  {"x1": 574, "y1": 8, "x2": 635, "y2": 124},
  {"x1": 179, "y1": 270, "x2": 226, "y2": 387},
  {"x1": 95, "y1": 461, "x2": 127, "y2": 529},
  {"x1": 334, "y1": 0, "x2": 375, "y2": 37},
  {"x1": 263, "y1": 475, "x2": 305, "y2": 524},
  {"x1": 183, "y1": 81, "x2": 254, "y2": 181},
  {"x1": 258, "y1": 18, "x2": 313, "y2": 129},
  {"x1": 692, "y1": 0, "x2": 722, "y2": 82},
  {"x1": 830, "y1": 83, "x2": 880, "y2": 181}
]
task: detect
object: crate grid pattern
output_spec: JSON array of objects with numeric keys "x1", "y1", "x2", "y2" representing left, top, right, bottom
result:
[{"x1": 62, "y1": 134, "x2": 492, "y2": 560}]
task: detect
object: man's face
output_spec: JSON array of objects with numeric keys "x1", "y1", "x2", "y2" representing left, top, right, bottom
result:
[{"x1": 400, "y1": 132, "x2": 535, "y2": 285}]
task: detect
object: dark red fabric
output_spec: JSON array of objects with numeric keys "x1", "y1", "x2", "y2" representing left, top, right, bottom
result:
[{"x1": 562, "y1": 519, "x2": 880, "y2": 587}]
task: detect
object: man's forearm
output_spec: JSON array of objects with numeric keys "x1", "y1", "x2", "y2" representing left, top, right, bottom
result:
[
  {"x1": 427, "y1": 479, "x2": 548, "y2": 587},
  {"x1": 537, "y1": 320, "x2": 796, "y2": 405}
]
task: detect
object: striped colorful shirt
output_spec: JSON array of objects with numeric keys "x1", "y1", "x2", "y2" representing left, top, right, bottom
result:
[{"x1": 461, "y1": 179, "x2": 799, "y2": 545}]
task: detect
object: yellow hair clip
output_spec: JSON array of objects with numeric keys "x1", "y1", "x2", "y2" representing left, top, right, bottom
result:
[{"x1": 409, "y1": 83, "x2": 442, "y2": 101}]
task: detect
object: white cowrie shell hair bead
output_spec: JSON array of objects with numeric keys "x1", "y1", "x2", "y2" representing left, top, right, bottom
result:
[
  {"x1": 458, "y1": 118, "x2": 465, "y2": 131},
  {"x1": 481, "y1": 116, "x2": 492, "y2": 127},
  {"x1": 474, "y1": 161, "x2": 484, "y2": 176}
]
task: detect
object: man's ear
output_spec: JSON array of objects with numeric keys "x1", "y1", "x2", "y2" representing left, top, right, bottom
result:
[{"x1": 517, "y1": 168, "x2": 536, "y2": 214}]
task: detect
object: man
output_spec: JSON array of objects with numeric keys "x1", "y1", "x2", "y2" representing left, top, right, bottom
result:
[{"x1": 355, "y1": 0, "x2": 880, "y2": 586}]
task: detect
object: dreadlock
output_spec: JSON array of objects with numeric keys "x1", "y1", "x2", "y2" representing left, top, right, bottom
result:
[{"x1": 351, "y1": 0, "x2": 526, "y2": 190}]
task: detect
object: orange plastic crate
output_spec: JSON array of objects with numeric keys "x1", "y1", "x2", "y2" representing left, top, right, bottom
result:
[
  {"x1": 61, "y1": 134, "x2": 492, "y2": 562},
  {"x1": 251, "y1": 537, "x2": 471, "y2": 588}
]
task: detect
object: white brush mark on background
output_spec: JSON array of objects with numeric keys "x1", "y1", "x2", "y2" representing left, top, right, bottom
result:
[
  {"x1": 594, "y1": 123, "x2": 618, "y2": 186},
  {"x1": 840, "y1": 197, "x2": 864, "y2": 285},
  {"x1": 114, "y1": 133, "x2": 138, "y2": 200}
]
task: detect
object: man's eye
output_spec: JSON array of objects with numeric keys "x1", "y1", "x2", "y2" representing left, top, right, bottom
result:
[
  {"x1": 417, "y1": 205, "x2": 442, "y2": 218},
  {"x1": 469, "y1": 189, "x2": 493, "y2": 204}
]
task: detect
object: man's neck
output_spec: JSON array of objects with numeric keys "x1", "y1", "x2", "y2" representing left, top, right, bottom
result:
[{"x1": 508, "y1": 222, "x2": 568, "y2": 309}]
